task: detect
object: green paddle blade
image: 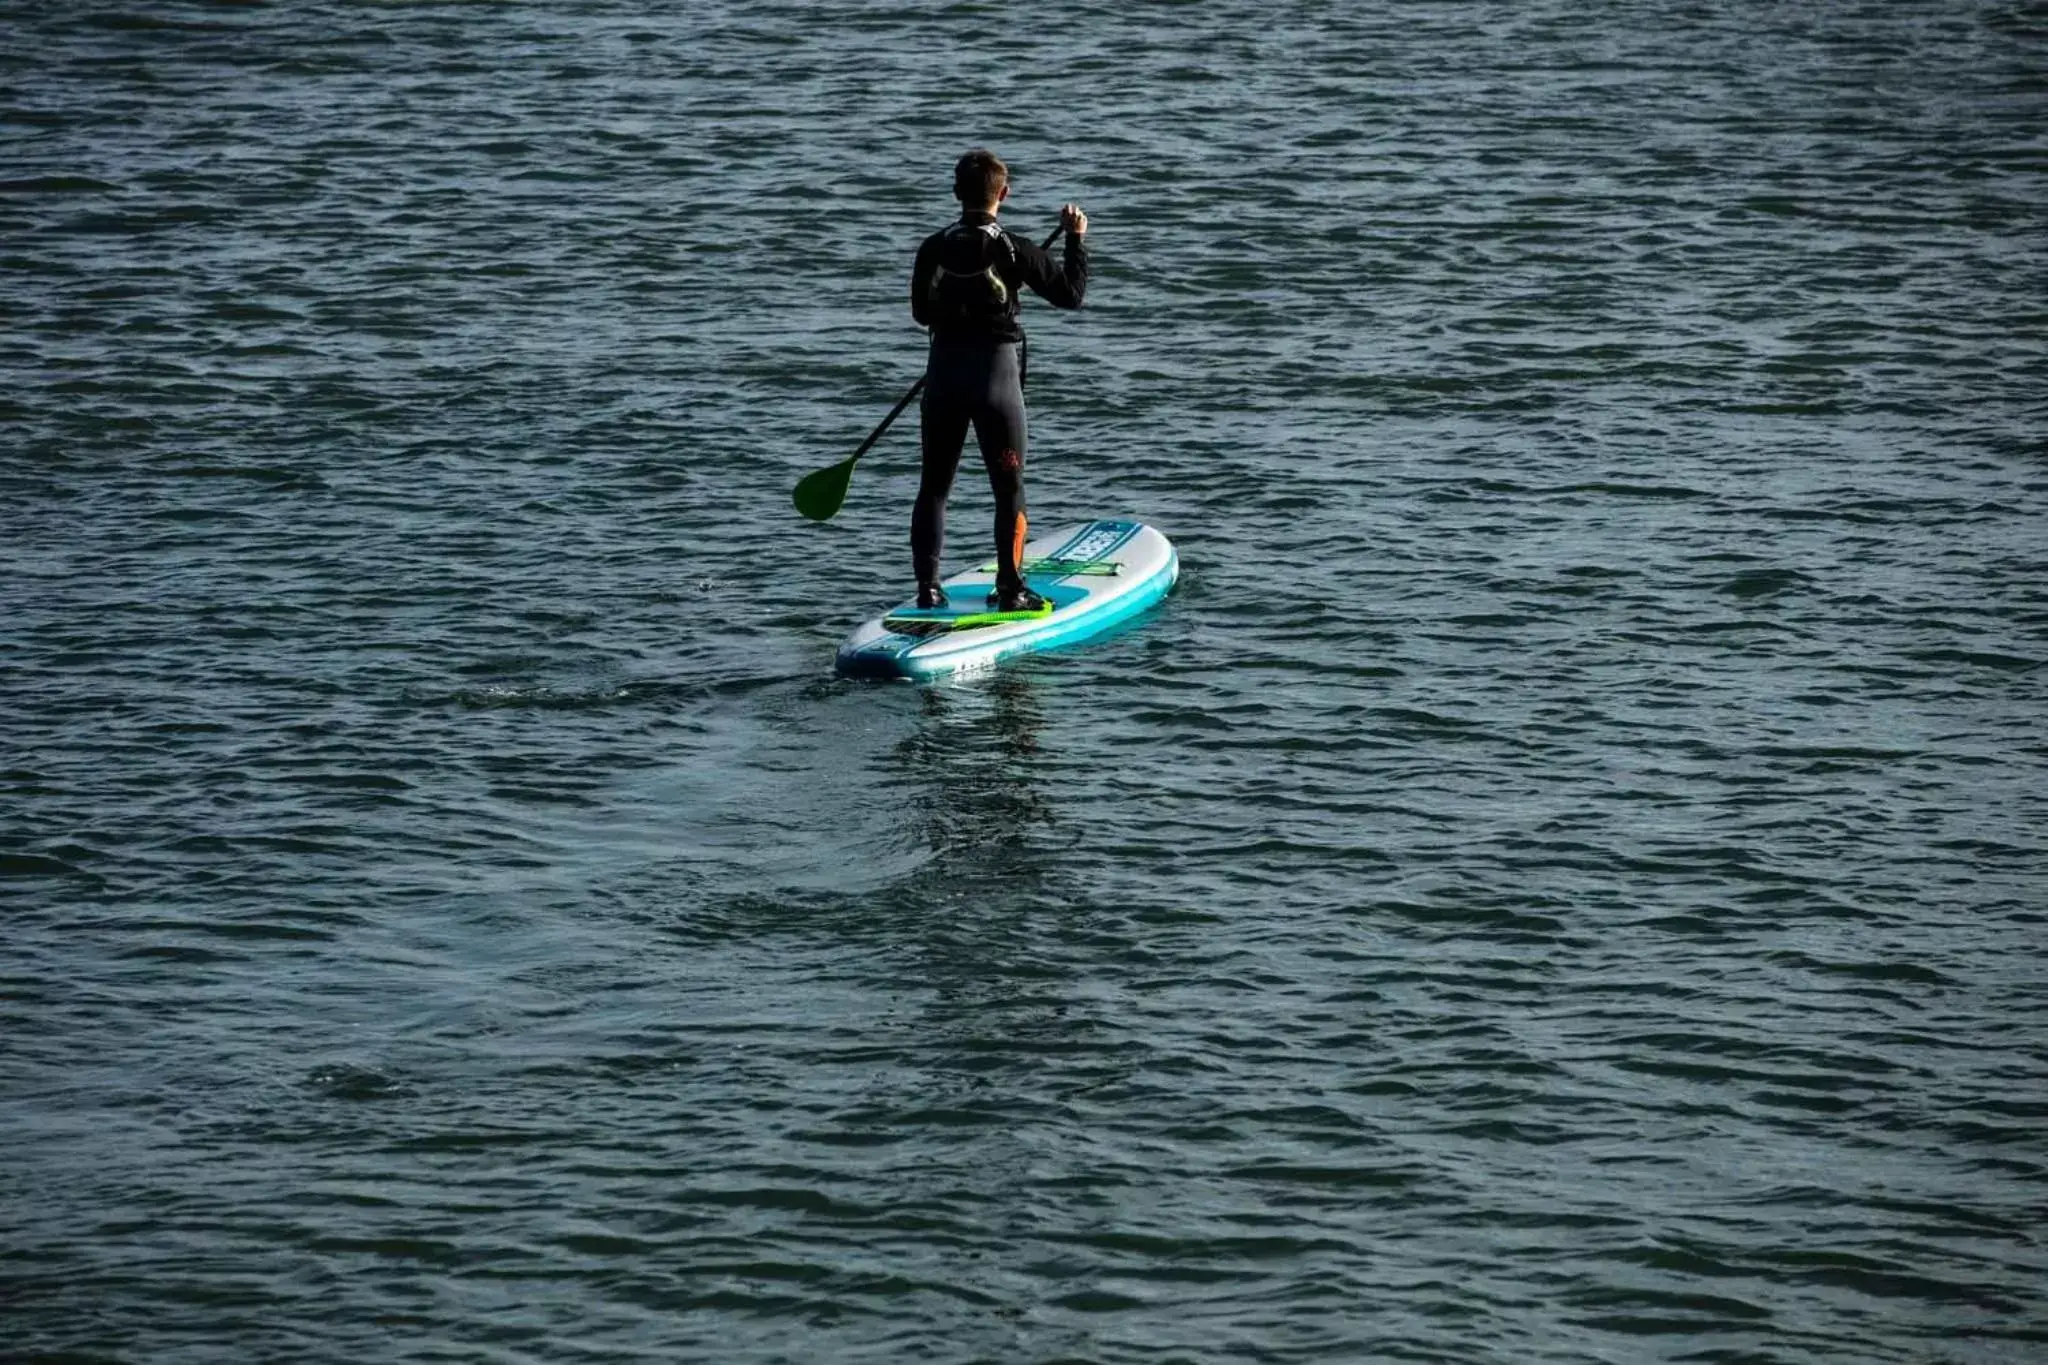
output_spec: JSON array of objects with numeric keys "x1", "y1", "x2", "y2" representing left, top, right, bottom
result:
[
  {"x1": 792, "y1": 456, "x2": 855, "y2": 522},
  {"x1": 796, "y1": 374, "x2": 928, "y2": 522}
]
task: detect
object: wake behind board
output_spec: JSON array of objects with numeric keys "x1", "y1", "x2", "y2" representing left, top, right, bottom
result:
[{"x1": 835, "y1": 519, "x2": 1177, "y2": 681}]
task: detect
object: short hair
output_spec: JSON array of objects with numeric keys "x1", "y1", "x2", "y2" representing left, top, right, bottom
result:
[{"x1": 953, "y1": 149, "x2": 1008, "y2": 207}]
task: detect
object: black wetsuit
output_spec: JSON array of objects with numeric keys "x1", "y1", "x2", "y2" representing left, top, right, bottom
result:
[{"x1": 909, "y1": 211, "x2": 1088, "y2": 594}]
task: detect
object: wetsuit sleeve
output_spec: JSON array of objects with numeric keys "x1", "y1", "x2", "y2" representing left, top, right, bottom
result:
[
  {"x1": 1011, "y1": 230, "x2": 1088, "y2": 310},
  {"x1": 910, "y1": 234, "x2": 936, "y2": 328}
]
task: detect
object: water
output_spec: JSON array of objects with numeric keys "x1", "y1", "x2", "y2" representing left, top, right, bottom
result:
[{"x1": 4, "y1": 2, "x2": 2045, "y2": 1361}]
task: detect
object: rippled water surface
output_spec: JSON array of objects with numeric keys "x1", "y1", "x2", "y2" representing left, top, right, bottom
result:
[{"x1": 5, "y1": 2, "x2": 2046, "y2": 1361}]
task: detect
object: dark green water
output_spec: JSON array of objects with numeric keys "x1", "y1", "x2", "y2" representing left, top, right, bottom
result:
[{"x1": 4, "y1": 3, "x2": 2045, "y2": 1361}]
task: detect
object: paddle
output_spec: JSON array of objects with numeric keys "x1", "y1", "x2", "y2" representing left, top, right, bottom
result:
[
  {"x1": 793, "y1": 378, "x2": 923, "y2": 522},
  {"x1": 793, "y1": 221, "x2": 1069, "y2": 523}
]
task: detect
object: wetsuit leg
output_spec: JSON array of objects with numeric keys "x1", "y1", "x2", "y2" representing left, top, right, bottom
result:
[
  {"x1": 912, "y1": 379, "x2": 971, "y2": 589},
  {"x1": 968, "y1": 343, "x2": 1030, "y2": 593}
]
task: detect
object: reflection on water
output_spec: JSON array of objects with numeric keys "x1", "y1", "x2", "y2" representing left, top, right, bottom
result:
[
  {"x1": 873, "y1": 670, "x2": 1094, "y2": 1074},
  {"x1": 887, "y1": 673, "x2": 1054, "y2": 881}
]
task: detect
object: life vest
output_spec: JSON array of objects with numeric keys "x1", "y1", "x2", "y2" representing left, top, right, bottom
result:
[{"x1": 925, "y1": 221, "x2": 1017, "y2": 331}]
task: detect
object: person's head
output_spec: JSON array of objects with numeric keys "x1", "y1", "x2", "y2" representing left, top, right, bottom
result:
[{"x1": 953, "y1": 149, "x2": 1009, "y2": 211}]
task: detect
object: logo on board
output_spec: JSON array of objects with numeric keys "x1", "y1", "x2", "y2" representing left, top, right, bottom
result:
[{"x1": 1061, "y1": 521, "x2": 1131, "y2": 565}]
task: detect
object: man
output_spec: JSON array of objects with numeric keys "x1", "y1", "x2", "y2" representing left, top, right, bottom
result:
[{"x1": 909, "y1": 149, "x2": 1089, "y2": 611}]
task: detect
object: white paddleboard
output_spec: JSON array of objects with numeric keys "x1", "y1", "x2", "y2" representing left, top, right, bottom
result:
[{"x1": 835, "y1": 519, "x2": 1178, "y2": 680}]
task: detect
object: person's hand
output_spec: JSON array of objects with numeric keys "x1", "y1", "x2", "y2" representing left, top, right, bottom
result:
[{"x1": 1061, "y1": 202, "x2": 1088, "y2": 237}]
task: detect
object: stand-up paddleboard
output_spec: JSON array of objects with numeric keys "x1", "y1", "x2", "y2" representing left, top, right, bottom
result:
[{"x1": 836, "y1": 519, "x2": 1177, "y2": 681}]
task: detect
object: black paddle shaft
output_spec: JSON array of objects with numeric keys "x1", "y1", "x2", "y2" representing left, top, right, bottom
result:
[
  {"x1": 1021, "y1": 222, "x2": 1067, "y2": 389},
  {"x1": 848, "y1": 376, "x2": 925, "y2": 467}
]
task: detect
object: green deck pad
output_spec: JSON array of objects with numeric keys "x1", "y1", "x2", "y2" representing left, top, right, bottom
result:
[
  {"x1": 973, "y1": 556, "x2": 1123, "y2": 577},
  {"x1": 883, "y1": 601, "x2": 1056, "y2": 637}
]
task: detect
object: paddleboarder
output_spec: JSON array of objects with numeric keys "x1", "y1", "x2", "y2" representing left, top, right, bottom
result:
[{"x1": 910, "y1": 149, "x2": 1089, "y2": 610}]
